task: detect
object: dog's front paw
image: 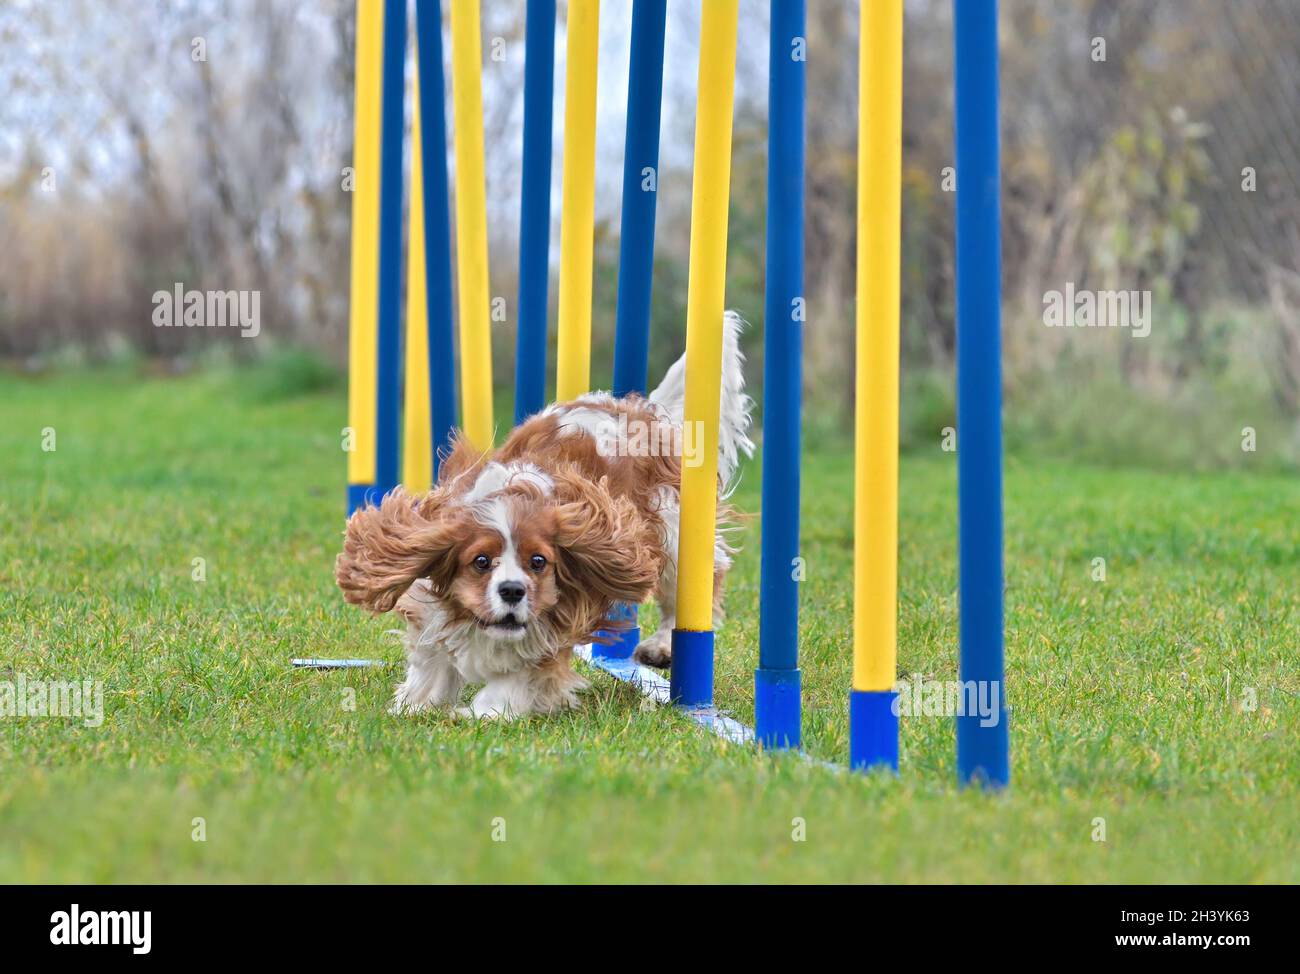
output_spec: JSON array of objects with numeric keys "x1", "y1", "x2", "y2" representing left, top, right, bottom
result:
[
  {"x1": 389, "y1": 695, "x2": 436, "y2": 716},
  {"x1": 632, "y1": 629, "x2": 672, "y2": 669},
  {"x1": 454, "y1": 703, "x2": 516, "y2": 722}
]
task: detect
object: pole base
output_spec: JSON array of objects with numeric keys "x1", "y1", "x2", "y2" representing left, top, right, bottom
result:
[
  {"x1": 849, "y1": 689, "x2": 899, "y2": 773},
  {"x1": 346, "y1": 483, "x2": 375, "y2": 516},
  {"x1": 957, "y1": 707, "x2": 1010, "y2": 789},
  {"x1": 592, "y1": 602, "x2": 640, "y2": 660},
  {"x1": 755, "y1": 667, "x2": 801, "y2": 749},
  {"x1": 347, "y1": 482, "x2": 398, "y2": 516},
  {"x1": 669, "y1": 629, "x2": 713, "y2": 707}
]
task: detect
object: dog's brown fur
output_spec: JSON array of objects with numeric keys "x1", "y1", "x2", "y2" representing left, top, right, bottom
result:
[{"x1": 336, "y1": 352, "x2": 751, "y2": 718}]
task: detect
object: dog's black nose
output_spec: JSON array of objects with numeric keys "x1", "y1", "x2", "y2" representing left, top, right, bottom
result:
[{"x1": 498, "y1": 581, "x2": 526, "y2": 605}]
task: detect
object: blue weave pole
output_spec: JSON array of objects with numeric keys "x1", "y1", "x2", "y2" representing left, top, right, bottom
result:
[
  {"x1": 953, "y1": 0, "x2": 1009, "y2": 789},
  {"x1": 611, "y1": 0, "x2": 667, "y2": 399},
  {"x1": 415, "y1": 0, "x2": 458, "y2": 477},
  {"x1": 849, "y1": 689, "x2": 899, "y2": 771},
  {"x1": 598, "y1": 0, "x2": 667, "y2": 661},
  {"x1": 592, "y1": 601, "x2": 639, "y2": 659},
  {"x1": 514, "y1": 0, "x2": 557, "y2": 424},
  {"x1": 669, "y1": 629, "x2": 713, "y2": 708},
  {"x1": 755, "y1": 0, "x2": 805, "y2": 750},
  {"x1": 374, "y1": 0, "x2": 407, "y2": 498}
]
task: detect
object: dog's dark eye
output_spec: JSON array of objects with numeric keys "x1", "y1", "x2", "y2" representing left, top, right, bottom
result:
[
  {"x1": 473, "y1": 555, "x2": 491, "y2": 573},
  {"x1": 529, "y1": 554, "x2": 547, "y2": 572}
]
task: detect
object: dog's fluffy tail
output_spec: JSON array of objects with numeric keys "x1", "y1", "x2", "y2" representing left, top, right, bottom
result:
[{"x1": 649, "y1": 310, "x2": 755, "y2": 485}]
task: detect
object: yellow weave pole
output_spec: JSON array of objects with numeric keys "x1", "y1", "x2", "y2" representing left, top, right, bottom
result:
[
  {"x1": 852, "y1": 0, "x2": 903, "y2": 692},
  {"x1": 346, "y1": 0, "x2": 384, "y2": 490},
  {"x1": 450, "y1": 0, "x2": 494, "y2": 449},
  {"x1": 402, "y1": 67, "x2": 432, "y2": 495},
  {"x1": 674, "y1": 0, "x2": 740, "y2": 634},
  {"x1": 554, "y1": 0, "x2": 600, "y2": 401}
]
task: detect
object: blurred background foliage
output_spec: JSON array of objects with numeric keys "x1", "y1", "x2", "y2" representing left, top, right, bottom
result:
[{"x1": 1, "y1": 0, "x2": 1297, "y2": 470}]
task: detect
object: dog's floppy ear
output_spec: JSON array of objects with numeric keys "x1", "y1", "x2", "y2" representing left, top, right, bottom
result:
[
  {"x1": 551, "y1": 471, "x2": 663, "y2": 606},
  {"x1": 335, "y1": 487, "x2": 465, "y2": 613}
]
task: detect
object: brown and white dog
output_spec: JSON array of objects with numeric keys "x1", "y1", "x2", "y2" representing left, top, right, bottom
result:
[{"x1": 335, "y1": 312, "x2": 754, "y2": 719}]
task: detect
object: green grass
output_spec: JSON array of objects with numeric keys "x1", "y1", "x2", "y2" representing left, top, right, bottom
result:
[{"x1": 1, "y1": 366, "x2": 1297, "y2": 883}]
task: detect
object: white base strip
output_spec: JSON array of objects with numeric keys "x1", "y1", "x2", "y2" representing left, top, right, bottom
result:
[
  {"x1": 574, "y1": 644, "x2": 755, "y2": 746},
  {"x1": 291, "y1": 658, "x2": 392, "y2": 669},
  {"x1": 297, "y1": 648, "x2": 831, "y2": 767}
]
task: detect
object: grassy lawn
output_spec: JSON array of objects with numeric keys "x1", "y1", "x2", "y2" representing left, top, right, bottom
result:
[{"x1": 2, "y1": 366, "x2": 1297, "y2": 883}]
